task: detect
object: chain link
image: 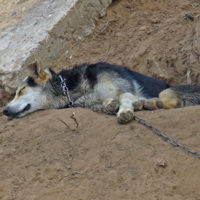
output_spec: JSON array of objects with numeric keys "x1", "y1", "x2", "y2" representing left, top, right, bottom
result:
[{"x1": 59, "y1": 75, "x2": 200, "y2": 159}]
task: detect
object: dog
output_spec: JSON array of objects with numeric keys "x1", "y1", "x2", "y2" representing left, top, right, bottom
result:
[{"x1": 3, "y1": 61, "x2": 200, "y2": 123}]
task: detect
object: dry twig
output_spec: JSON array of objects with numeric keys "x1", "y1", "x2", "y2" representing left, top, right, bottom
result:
[
  {"x1": 57, "y1": 112, "x2": 80, "y2": 133},
  {"x1": 70, "y1": 112, "x2": 79, "y2": 133},
  {"x1": 57, "y1": 117, "x2": 75, "y2": 131},
  {"x1": 99, "y1": 19, "x2": 118, "y2": 34}
]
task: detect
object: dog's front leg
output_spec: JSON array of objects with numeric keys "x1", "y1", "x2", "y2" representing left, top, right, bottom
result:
[{"x1": 117, "y1": 93, "x2": 137, "y2": 124}]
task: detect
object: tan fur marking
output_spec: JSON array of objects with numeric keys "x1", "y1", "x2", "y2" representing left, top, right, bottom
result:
[
  {"x1": 35, "y1": 69, "x2": 52, "y2": 85},
  {"x1": 159, "y1": 89, "x2": 181, "y2": 109}
]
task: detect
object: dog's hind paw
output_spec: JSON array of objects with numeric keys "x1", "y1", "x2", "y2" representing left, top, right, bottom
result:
[
  {"x1": 156, "y1": 101, "x2": 164, "y2": 109},
  {"x1": 144, "y1": 98, "x2": 164, "y2": 110},
  {"x1": 103, "y1": 98, "x2": 119, "y2": 113},
  {"x1": 117, "y1": 110, "x2": 134, "y2": 124}
]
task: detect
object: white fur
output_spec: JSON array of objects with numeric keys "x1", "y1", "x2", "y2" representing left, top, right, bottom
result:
[{"x1": 117, "y1": 93, "x2": 137, "y2": 118}]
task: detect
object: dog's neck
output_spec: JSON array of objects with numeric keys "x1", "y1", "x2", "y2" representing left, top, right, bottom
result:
[{"x1": 52, "y1": 70, "x2": 82, "y2": 106}]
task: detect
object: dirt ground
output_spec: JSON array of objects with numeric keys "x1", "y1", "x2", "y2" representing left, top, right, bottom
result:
[{"x1": 1, "y1": 0, "x2": 200, "y2": 199}]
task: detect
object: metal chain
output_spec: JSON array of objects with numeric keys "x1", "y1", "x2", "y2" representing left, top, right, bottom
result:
[
  {"x1": 59, "y1": 75, "x2": 200, "y2": 159},
  {"x1": 59, "y1": 75, "x2": 74, "y2": 107},
  {"x1": 134, "y1": 116, "x2": 200, "y2": 159},
  {"x1": 72, "y1": 102, "x2": 117, "y2": 115}
]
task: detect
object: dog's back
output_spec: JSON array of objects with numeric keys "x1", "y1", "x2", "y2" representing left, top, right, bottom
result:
[{"x1": 83, "y1": 62, "x2": 170, "y2": 98}]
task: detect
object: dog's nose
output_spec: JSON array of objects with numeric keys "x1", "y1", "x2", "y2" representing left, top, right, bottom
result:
[{"x1": 3, "y1": 107, "x2": 10, "y2": 116}]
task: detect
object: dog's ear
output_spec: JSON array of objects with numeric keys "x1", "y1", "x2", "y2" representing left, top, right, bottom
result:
[
  {"x1": 27, "y1": 61, "x2": 51, "y2": 80},
  {"x1": 26, "y1": 61, "x2": 52, "y2": 84},
  {"x1": 26, "y1": 61, "x2": 41, "y2": 78}
]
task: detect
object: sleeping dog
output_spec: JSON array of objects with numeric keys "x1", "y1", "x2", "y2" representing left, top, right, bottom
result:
[{"x1": 3, "y1": 61, "x2": 200, "y2": 123}]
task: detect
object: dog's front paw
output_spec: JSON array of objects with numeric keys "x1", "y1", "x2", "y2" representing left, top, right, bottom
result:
[
  {"x1": 133, "y1": 99, "x2": 146, "y2": 111},
  {"x1": 103, "y1": 98, "x2": 119, "y2": 113},
  {"x1": 117, "y1": 110, "x2": 134, "y2": 124}
]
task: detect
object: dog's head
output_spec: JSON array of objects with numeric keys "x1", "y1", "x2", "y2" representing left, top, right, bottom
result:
[{"x1": 3, "y1": 61, "x2": 67, "y2": 118}]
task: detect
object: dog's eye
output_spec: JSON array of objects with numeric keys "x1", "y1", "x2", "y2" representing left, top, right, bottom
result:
[{"x1": 19, "y1": 87, "x2": 26, "y2": 95}]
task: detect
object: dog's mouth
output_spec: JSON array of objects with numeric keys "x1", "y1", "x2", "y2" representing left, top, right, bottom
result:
[
  {"x1": 13, "y1": 103, "x2": 31, "y2": 118},
  {"x1": 4, "y1": 104, "x2": 31, "y2": 118}
]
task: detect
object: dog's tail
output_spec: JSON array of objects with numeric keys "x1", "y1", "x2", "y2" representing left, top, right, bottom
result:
[{"x1": 159, "y1": 85, "x2": 200, "y2": 109}]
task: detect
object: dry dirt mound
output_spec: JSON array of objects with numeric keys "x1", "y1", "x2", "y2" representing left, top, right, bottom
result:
[
  {"x1": 0, "y1": 107, "x2": 200, "y2": 199},
  {"x1": 1, "y1": 0, "x2": 200, "y2": 199}
]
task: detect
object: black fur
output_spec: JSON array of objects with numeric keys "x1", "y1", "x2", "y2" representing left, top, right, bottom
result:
[
  {"x1": 58, "y1": 66, "x2": 83, "y2": 91},
  {"x1": 27, "y1": 77, "x2": 37, "y2": 87},
  {"x1": 129, "y1": 70, "x2": 170, "y2": 98}
]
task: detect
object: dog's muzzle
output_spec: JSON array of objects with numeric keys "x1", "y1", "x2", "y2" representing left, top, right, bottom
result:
[{"x1": 3, "y1": 104, "x2": 31, "y2": 118}]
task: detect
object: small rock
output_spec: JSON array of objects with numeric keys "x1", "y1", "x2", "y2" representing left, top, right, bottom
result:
[
  {"x1": 147, "y1": 30, "x2": 151, "y2": 35},
  {"x1": 67, "y1": 165, "x2": 71, "y2": 169},
  {"x1": 156, "y1": 160, "x2": 167, "y2": 168},
  {"x1": 116, "y1": 32, "x2": 123, "y2": 37},
  {"x1": 107, "y1": 164, "x2": 111, "y2": 168},
  {"x1": 140, "y1": 25, "x2": 146, "y2": 31},
  {"x1": 151, "y1": 18, "x2": 161, "y2": 24}
]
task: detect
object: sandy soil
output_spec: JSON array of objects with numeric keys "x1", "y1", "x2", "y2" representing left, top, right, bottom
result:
[{"x1": 1, "y1": 0, "x2": 200, "y2": 199}]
